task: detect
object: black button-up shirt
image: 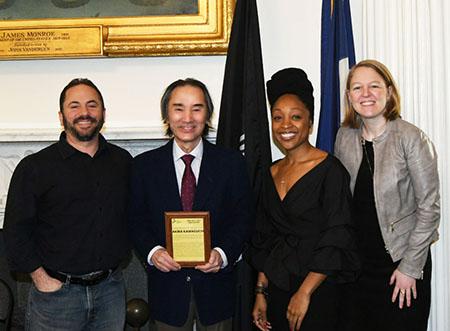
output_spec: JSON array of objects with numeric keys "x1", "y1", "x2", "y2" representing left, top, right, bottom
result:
[{"x1": 3, "y1": 132, "x2": 132, "y2": 274}]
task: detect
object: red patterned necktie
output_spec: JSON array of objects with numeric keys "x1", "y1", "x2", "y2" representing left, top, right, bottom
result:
[{"x1": 181, "y1": 154, "x2": 196, "y2": 211}]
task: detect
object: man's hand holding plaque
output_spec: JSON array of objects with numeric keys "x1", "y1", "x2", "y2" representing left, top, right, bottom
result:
[
  {"x1": 194, "y1": 249, "x2": 223, "y2": 273},
  {"x1": 150, "y1": 249, "x2": 181, "y2": 272}
]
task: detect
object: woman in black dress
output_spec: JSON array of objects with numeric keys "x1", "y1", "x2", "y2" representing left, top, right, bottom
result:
[
  {"x1": 334, "y1": 59, "x2": 440, "y2": 331},
  {"x1": 245, "y1": 68, "x2": 359, "y2": 331}
]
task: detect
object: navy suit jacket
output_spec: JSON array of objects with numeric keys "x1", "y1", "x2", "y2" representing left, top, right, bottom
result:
[{"x1": 128, "y1": 139, "x2": 253, "y2": 326}]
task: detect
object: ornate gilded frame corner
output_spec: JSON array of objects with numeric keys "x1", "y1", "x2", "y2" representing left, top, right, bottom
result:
[{"x1": 0, "y1": 0, "x2": 235, "y2": 59}]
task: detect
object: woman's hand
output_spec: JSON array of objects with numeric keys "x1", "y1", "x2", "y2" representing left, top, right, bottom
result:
[
  {"x1": 287, "y1": 290, "x2": 310, "y2": 330},
  {"x1": 390, "y1": 269, "x2": 417, "y2": 308},
  {"x1": 286, "y1": 271, "x2": 326, "y2": 330},
  {"x1": 252, "y1": 294, "x2": 271, "y2": 330}
]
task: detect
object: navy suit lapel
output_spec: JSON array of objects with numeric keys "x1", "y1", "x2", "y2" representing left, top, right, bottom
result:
[
  {"x1": 194, "y1": 140, "x2": 216, "y2": 210},
  {"x1": 157, "y1": 140, "x2": 183, "y2": 211}
]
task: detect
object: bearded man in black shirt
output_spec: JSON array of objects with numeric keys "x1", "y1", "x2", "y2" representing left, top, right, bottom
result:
[{"x1": 3, "y1": 78, "x2": 132, "y2": 331}]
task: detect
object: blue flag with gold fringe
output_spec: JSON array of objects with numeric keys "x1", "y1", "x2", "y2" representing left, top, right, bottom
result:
[{"x1": 317, "y1": 0, "x2": 356, "y2": 153}]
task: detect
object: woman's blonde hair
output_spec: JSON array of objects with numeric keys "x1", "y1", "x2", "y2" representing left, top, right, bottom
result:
[{"x1": 342, "y1": 59, "x2": 401, "y2": 128}]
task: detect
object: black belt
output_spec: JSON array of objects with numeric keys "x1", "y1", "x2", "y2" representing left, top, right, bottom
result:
[{"x1": 44, "y1": 267, "x2": 116, "y2": 286}]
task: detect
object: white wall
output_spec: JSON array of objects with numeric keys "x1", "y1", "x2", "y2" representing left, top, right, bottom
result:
[{"x1": 0, "y1": 56, "x2": 227, "y2": 138}]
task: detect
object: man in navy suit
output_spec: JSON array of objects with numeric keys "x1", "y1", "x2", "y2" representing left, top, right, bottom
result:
[{"x1": 128, "y1": 78, "x2": 253, "y2": 331}]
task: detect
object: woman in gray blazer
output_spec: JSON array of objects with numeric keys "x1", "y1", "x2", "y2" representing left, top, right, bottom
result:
[{"x1": 334, "y1": 59, "x2": 440, "y2": 331}]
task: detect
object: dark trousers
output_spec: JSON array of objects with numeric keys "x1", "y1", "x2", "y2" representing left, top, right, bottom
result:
[{"x1": 153, "y1": 288, "x2": 232, "y2": 331}]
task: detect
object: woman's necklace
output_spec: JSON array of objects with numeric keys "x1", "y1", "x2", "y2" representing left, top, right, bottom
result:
[
  {"x1": 361, "y1": 139, "x2": 374, "y2": 176},
  {"x1": 277, "y1": 147, "x2": 315, "y2": 189},
  {"x1": 360, "y1": 120, "x2": 385, "y2": 177}
]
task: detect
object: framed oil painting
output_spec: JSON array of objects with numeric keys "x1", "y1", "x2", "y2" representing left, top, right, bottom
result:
[{"x1": 0, "y1": 0, "x2": 234, "y2": 59}]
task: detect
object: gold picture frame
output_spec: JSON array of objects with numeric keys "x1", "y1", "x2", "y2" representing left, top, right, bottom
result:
[{"x1": 0, "y1": 0, "x2": 234, "y2": 59}]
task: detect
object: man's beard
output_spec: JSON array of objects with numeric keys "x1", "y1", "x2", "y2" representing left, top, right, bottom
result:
[{"x1": 62, "y1": 114, "x2": 104, "y2": 142}]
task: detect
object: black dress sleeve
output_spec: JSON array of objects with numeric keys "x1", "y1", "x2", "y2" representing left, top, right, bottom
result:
[{"x1": 309, "y1": 157, "x2": 360, "y2": 283}]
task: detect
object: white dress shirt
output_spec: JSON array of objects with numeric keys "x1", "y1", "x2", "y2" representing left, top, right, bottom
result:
[{"x1": 173, "y1": 138, "x2": 203, "y2": 194}]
